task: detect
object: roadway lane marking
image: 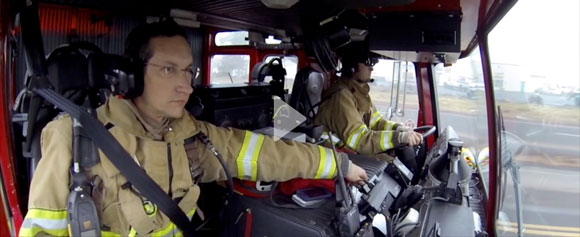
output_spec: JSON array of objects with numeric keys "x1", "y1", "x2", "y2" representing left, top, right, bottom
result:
[
  {"x1": 526, "y1": 130, "x2": 542, "y2": 137},
  {"x1": 498, "y1": 226, "x2": 580, "y2": 237},
  {"x1": 554, "y1": 132, "x2": 580, "y2": 138},
  {"x1": 498, "y1": 220, "x2": 580, "y2": 232}
]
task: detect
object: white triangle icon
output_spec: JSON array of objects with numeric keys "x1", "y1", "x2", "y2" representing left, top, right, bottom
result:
[{"x1": 272, "y1": 97, "x2": 307, "y2": 141}]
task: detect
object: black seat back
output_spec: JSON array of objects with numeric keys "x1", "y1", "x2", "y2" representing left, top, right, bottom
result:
[
  {"x1": 288, "y1": 67, "x2": 324, "y2": 120},
  {"x1": 287, "y1": 67, "x2": 324, "y2": 140},
  {"x1": 24, "y1": 43, "x2": 100, "y2": 181},
  {"x1": 46, "y1": 46, "x2": 89, "y2": 104}
]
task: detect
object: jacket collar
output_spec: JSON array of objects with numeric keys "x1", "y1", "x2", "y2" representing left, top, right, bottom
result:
[
  {"x1": 97, "y1": 96, "x2": 201, "y2": 141},
  {"x1": 343, "y1": 78, "x2": 370, "y2": 95},
  {"x1": 325, "y1": 78, "x2": 371, "y2": 97}
]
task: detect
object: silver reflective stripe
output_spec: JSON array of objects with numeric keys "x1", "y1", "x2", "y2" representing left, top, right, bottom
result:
[
  {"x1": 315, "y1": 146, "x2": 337, "y2": 179},
  {"x1": 385, "y1": 121, "x2": 397, "y2": 131},
  {"x1": 21, "y1": 217, "x2": 67, "y2": 231},
  {"x1": 347, "y1": 125, "x2": 367, "y2": 149},
  {"x1": 241, "y1": 133, "x2": 261, "y2": 179},
  {"x1": 380, "y1": 131, "x2": 395, "y2": 150},
  {"x1": 320, "y1": 147, "x2": 334, "y2": 178}
]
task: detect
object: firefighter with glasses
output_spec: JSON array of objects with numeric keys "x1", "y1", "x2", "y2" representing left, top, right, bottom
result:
[{"x1": 21, "y1": 20, "x2": 367, "y2": 236}]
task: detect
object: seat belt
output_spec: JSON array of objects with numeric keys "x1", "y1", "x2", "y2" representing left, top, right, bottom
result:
[{"x1": 34, "y1": 88, "x2": 197, "y2": 236}]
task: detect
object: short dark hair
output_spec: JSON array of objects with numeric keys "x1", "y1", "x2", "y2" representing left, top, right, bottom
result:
[{"x1": 125, "y1": 19, "x2": 187, "y2": 63}]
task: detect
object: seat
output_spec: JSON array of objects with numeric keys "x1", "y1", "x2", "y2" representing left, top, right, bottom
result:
[
  {"x1": 20, "y1": 42, "x2": 104, "y2": 182},
  {"x1": 18, "y1": 45, "x2": 89, "y2": 180},
  {"x1": 287, "y1": 67, "x2": 325, "y2": 141},
  {"x1": 250, "y1": 57, "x2": 287, "y2": 99}
]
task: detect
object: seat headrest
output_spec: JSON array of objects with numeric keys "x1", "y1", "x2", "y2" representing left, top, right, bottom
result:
[
  {"x1": 46, "y1": 46, "x2": 88, "y2": 94},
  {"x1": 88, "y1": 53, "x2": 134, "y2": 89},
  {"x1": 250, "y1": 58, "x2": 286, "y2": 83}
]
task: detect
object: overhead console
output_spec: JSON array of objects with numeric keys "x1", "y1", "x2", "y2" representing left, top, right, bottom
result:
[{"x1": 368, "y1": 11, "x2": 462, "y2": 63}]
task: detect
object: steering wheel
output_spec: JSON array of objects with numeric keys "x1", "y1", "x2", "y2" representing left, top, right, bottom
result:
[
  {"x1": 395, "y1": 125, "x2": 436, "y2": 184},
  {"x1": 391, "y1": 125, "x2": 436, "y2": 150},
  {"x1": 413, "y1": 125, "x2": 437, "y2": 141}
]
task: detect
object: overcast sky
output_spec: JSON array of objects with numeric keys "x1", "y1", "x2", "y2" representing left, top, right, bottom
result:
[{"x1": 488, "y1": 0, "x2": 580, "y2": 87}]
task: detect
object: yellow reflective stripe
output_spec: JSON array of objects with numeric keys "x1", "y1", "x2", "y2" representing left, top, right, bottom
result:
[
  {"x1": 20, "y1": 209, "x2": 68, "y2": 236},
  {"x1": 101, "y1": 230, "x2": 122, "y2": 237},
  {"x1": 379, "y1": 131, "x2": 395, "y2": 151},
  {"x1": 236, "y1": 131, "x2": 252, "y2": 178},
  {"x1": 26, "y1": 209, "x2": 67, "y2": 220},
  {"x1": 315, "y1": 146, "x2": 337, "y2": 179},
  {"x1": 19, "y1": 226, "x2": 68, "y2": 237},
  {"x1": 346, "y1": 125, "x2": 367, "y2": 150},
  {"x1": 236, "y1": 131, "x2": 265, "y2": 181},
  {"x1": 186, "y1": 208, "x2": 196, "y2": 219},
  {"x1": 370, "y1": 111, "x2": 383, "y2": 129},
  {"x1": 383, "y1": 121, "x2": 397, "y2": 131},
  {"x1": 152, "y1": 223, "x2": 177, "y2": 237},
  {"x1": 128, "y1": 227, "x2": 137, "y2": 237}
]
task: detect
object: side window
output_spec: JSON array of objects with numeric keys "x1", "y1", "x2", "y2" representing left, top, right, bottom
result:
[
  {"x1": 488, "y1": 0, "x2": 580, "y2": 234},
  {"x1": 369, "y1": 59, "x2": 419, "y2": 128},
  {"x1": 263, "y1": 55, "x2": 298, "y2": 92},
  {"x1": 210, "y1": 54, "x2": 250, "y2": 84},
  {"x1": 215, "y1": 31, "x2": 249, "y2": 46}
]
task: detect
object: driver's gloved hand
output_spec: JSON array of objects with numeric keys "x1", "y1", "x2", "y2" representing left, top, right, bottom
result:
[
  {"x1": 398, "y1": 131, "x2": 423, "y2": 146},
  {"x1": 395, "y1": 125, "x2": 413, "y2": 132}
]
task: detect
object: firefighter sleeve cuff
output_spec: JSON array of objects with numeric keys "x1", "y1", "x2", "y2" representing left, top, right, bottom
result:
[
  {"x1": 340, "y1": 153, "x2": 351, "y2": 176},
  {"x1": 392, "y1": 123, "x2": 403, "y2": 131}
]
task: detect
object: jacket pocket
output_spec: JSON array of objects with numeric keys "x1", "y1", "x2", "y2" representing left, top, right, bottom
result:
[
  {"x1": 118, "y1": 186, "x2": 162, "y2": 235},
  {"x1": 101, "y1": 202, "x2": 128, "y2": 235},
  {"x1": 177, "y1": 184, "x2": 201, "y2": 220}
]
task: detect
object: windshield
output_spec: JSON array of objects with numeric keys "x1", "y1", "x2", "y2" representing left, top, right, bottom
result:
[
  {"x1": 488, "y1": 0, "x2": 580, "y2": 236},
  {"x1": 434, "y1": 48, "x2": 490, "y2": 202},
  {"x1": 369, "y1": 59, "x2": 420, "y2": 127}
]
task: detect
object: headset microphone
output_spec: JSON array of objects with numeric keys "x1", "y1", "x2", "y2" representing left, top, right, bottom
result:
[{"x1": 356, "y1": 78, "x2": 375, "y2": 84}]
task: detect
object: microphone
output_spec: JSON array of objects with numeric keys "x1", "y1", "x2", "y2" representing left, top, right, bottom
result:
[{"x1": 356, "y1": 78, "x2": 375, "y2": 84}]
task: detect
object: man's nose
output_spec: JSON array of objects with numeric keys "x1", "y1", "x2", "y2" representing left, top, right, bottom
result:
[
  {"x1": 178, "y1": 83, "x2": 194, "y2": 95},
  {"x1": 176, "y1": 74, "x2": 194, "y2": 94}
]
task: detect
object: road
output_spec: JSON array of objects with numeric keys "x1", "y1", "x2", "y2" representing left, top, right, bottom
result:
[{"x1": 496, "y1": 166, "x2": 580, "y2": 236}]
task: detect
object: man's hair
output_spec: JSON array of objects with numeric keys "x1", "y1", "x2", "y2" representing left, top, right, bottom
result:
[{"x1": 125, "y1": 19, "x2": 187, "y2": 63}]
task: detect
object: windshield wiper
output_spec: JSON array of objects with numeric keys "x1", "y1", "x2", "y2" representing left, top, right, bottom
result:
[{"x1": 498, "y1": 106, "x2": 524, "y2": 237}]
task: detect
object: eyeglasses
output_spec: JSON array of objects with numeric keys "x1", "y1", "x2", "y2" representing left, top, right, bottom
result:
[
  {"x1": 145, "y1": 62, "x2": 200, "y2": 80},
  {"x1": 364, "y1": 57, "x2": 378, "y2": 67}
]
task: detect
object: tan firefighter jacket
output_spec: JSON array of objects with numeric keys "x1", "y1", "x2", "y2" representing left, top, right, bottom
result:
[
  {"x1": 21, "y1": 96, "x2": 350, "y2": 236},
  {"x1": 315, "y1": 78, "x2": 404, "y2": 156}
]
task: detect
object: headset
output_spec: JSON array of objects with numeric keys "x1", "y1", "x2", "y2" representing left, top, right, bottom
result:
[
  {"x1": 106, "y1": 20, "x2": 187, "y2": 99},
  {"x1": 100, "y1": 55, "x2": 140, "y2": 99}
]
